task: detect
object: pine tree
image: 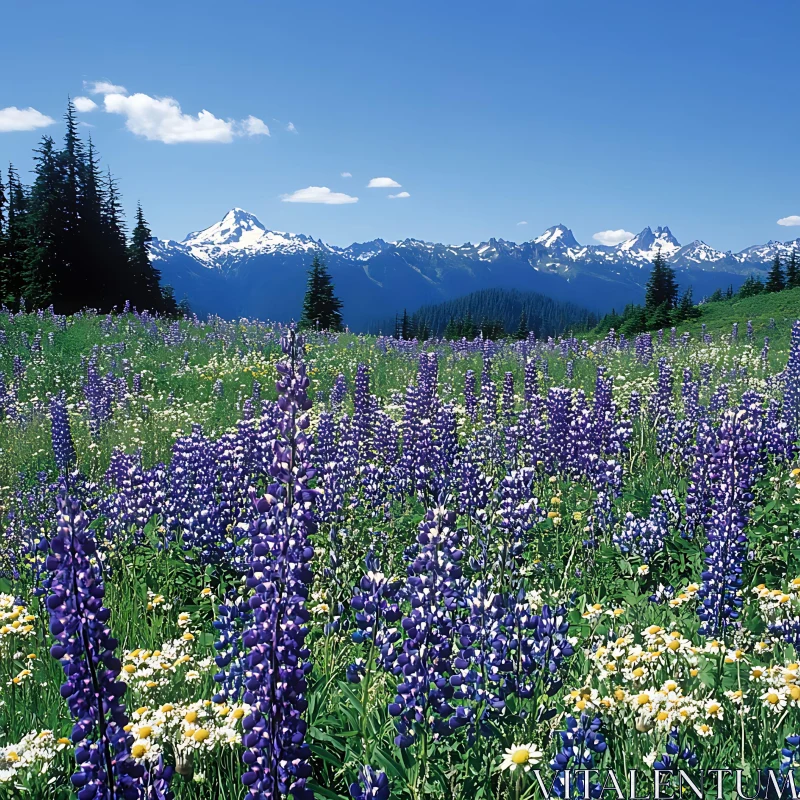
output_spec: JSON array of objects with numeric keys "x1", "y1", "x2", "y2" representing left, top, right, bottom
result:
[
  {"x1": 78, "y1": 138, "x2": 107, "y2": 309},
  {"x1": 5, "y1": 165, "x2": 30, "y2": 306},
  {"x1": 675, "y1": 286, "x2": 699, "y2": 321},
  {"x1": 765, "y1": 254, "x2": 785, "y2": 293},
  {"x1": 644, "y1": 251, "x2": 679, "y2": 313},
  {"x1": 300, "y1": 254, "x2": 343, "y2": 330},
  {"x1": 738, "y1": 275, "x2": 764, "y2": 298},
  {"x1": 399, "y1": 308, "x2": 412, "y2": 340},
  {"x1": 101, "y1": 168, "x2": 130, "y2": 308},
  {"x1": 785, "y1": 250, "x2": 800, "y2": 290},
  {"x1": 128, "y1": 203, "x2": 163, "y2": 312},
  {"x1": 57, "y1": 99, "x2": 83, "y2": 311},
  {"x1": 26, "y1": 137, "x2": 67, "y2": 307},
  {"x1": 0, "y1": 171, "x2": 6, "y2": 303},
  {"x1": 514, "y1": 307, "x2": 528, "y2": 340}
]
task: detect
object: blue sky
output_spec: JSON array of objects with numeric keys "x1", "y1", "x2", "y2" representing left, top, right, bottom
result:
[{"x1": 1, "y1": 0, "x2": 798, "y2": 251}]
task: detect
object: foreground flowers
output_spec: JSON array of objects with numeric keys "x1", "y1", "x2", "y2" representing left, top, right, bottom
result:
[{"x1": 499, "y1": 744, "x2": 543, "y2": 773}]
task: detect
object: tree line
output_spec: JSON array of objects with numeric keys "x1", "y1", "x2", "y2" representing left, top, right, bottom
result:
[
  {"x1": 385, "y1": 288, "x2": 598, "y2": 341},
  {"x1": 595, "y1": 251, "x2": 702, "y2": 336},
  {"x1": 730, "y1": 251, "x2": 800, "y2": 299},
  {"x1": 0, "y1": 100, "x2": 176, "y2": 314}
]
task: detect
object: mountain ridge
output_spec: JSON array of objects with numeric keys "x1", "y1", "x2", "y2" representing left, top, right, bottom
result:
[{"x1": 149, "y1": 209, "x2": 800, "y2": 330}]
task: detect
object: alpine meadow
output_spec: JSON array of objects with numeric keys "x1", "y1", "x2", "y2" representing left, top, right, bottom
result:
[{"x1": 3, "y1": 2, "x2": 800, "y2": 799}]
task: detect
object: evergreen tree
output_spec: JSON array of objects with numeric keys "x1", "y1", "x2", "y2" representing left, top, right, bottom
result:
[
  {"x1": 160, "y1": 284, "x2": 178, "y2": 316},
  {"x1": 514, "y1": 307, "x2": 528, "y2": 340},
  {"x1": 399, "y1": 308, "x2": 412, "y2": 339},
  {"x1": 675, "y1": 286, "x2": 700, "y2": 321},
  {"x1": 57, "y1": 99, "x2": 83, "y2": 311},
  {"x1": 647, "y1": 301, "x2": 672, "y2": 330},
  {"x1": 644, "y1": 250, "x2": 679, "y2": 313},
  {"x1": 300, "y1": 253, "x2": 343, "y2": 330},
  {"x1": 618, "y1": 305, "x2": 648, "y2": 337},
  {"x1": 127, "y1": 203, "x2": 164, "y2": 311},
  {"x1": 0, "y1": 171, "x2": 6, "y2": 302},
  {"x1": 765, "y1": 254, "x2": 785, "y2": 293},
  {"x1": 785, "y1": 250, "x2": 800, "y2": 290},
  {"x1": 5, "y1": 165, "x2": 30, "y2": 305},
  {"x1": 26, "y1": 137, "x2": 67, "y2": 307},
  {"x1": 738, "y1": 274, "x2": 764, "y2": 298},
  {"x1": 101, "y1": 168, "x2": 131, "y2": 307},
  {"x1": 78, "y1": 138, "x2": 107, "y2": 308},
  {"x1": 481, "y1": 318, "x2": 505, "y2": 339}
]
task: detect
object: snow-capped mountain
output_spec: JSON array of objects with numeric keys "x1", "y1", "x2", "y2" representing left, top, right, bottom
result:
[{"x1": 149, "y1": 209, "x2": 799, "y2": 329}]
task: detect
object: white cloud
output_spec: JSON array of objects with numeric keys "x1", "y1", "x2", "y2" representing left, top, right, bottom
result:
[
  {"x1": 104, "y1": 92, "x2": 237, "y2": 143},
  {"x1": 0, "y1": 106, "x2": 55, "y2": 133},
  {"x1": 85, "y1": 80, "x2": 127, "y2": 95},
  {"x1": 286, "y1": 121, "x2": 297, "y2": 133},
  {"x1": 242, "y1": 115, "x2": 270, "y2": 136},
  {"x1": 281, "y1": 186, "x2": 358, "y2": 205},
  {"x1": 340, "y1": 172, "x2": 352, "y2": 178},
  {"x1": 73, "y1": 96, "x2": 98, "y2": 113},
  {"x1": 388, "y1": 191, "x2": 410, "y2": 199},
  {"x1": 516, "y1": 220, "x2": 528, "y2": 226},
  {"x1": 367, "y1": 176, "x2": 401, "y2": 188},
  {"x1": 777, "y1": 215, "x2": 800, "y2": 227},
  {"x1": 593, "y1": 229, "x2": 635, "y2": 246}
]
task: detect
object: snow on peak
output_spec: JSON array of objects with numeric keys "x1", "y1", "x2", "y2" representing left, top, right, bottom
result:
[
  {"x1": 185, "y1": 208, "x2": 267, "y2": 246},
  {"x1": 168, "y1": 208, "x2": 322, "y2": 268},
  {"x1": 616, "y1": 226, "x2": 680, "y2": 259},
  {"x1": 533, "y1": 224, "x2": 579, "y2": 250}
]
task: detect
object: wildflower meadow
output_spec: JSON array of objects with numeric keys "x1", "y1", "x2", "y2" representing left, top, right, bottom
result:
[{"x1": 2, "y1": 305, "x2": 800, "y2": 799}]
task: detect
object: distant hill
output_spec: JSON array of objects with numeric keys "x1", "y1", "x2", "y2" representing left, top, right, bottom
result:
[
  {"x1": 592, "y1": 287, "x2": 800, "y2": 350},
  {"x1": 375, "y1": 288, "x2": 597, "y2": 338},
  {"x1": 685, "y1": 287, "x2": 800, "y2": 342}
]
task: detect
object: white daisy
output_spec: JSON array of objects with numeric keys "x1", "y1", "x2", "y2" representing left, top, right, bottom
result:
[{"x1": 499, "y1": 744, "x2": 543, "y2": 772}]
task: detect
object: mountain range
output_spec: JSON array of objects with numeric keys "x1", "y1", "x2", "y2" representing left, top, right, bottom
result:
[{"x1": 149, "y1": 209, "x2": 800, "y2": 330}]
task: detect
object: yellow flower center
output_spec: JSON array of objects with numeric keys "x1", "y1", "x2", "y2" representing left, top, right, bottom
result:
[{"x1": 511, "y1": 748, "x2": 530, "y2": 765}]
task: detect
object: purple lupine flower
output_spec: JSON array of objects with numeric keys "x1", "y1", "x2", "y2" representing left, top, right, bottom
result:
[
  {"x1": 613, "y1": 491, "x2": 676, "y2": 561},
  {"x1": 464, "y1": 370, "x2": 477, "y2": 423},
  {"x1": 349, "y1": 766, "x2": 390, "y2": 800},
  {"x1": 330, "y1": 373, "x2": 347, "y2": 410},
  {"x1": 353, "y1": 363, "x2": 374, "y2": 457},
  {"x1": 481, "y1": 354, "x2": 497, "y2": 423},
  {"x1": 653, "y1": 728, "x2": 698, "y2": 771},
  {"x1": 550, "y1": 715, "x2": 607, "y2": 799},
  {"x1": 697, "y1": 404, "x2": 764, "y2": 636},
  {"x1": 50, "y1": 391, "x2": 77, "y2": 474},
  {"x1": 45, "y1": 493, "x2": 154, "y2": 799},
  {"x1": 237, "y1": 329, "x2": 316, "y2": 800},
  {"x1": 501, "y1": 372, "x2": 515, "y2": 420},
  {"x1": 784, "y1": 321, "x2": 800, "y2": 437},
  {"x1": 348, "y1": 553, "x2": 402, "y2": 681},
  {"x1": 387, "y1": 505, "x2": 465, "y2": 746}
]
